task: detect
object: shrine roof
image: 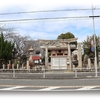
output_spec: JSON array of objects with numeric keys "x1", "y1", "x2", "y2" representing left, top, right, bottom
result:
[{"x1": 32, "y1": 56, "x2": 42, "y2": 60}]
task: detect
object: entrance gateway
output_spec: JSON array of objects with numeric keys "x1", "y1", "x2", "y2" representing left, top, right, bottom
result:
[{"x1": 38, "y1": 38, "x2": 78, "y2": 69}]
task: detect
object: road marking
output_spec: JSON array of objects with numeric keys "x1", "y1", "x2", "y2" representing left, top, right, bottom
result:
[
  {"x1": 77, "y1": 86, "x2": 96, "y2": 90},
  {"x1": 86, "y1": 76, "x2": 93, "y2": 77},
  {"x1": 0, "y1": 85, "x2": 100, "y2": 91},
  {"x1": 39, "y1": 87, "x2": 59, "y2": 91},
  {"x1": 0, "y1": 86, "x2": 26, "y2": 90}
]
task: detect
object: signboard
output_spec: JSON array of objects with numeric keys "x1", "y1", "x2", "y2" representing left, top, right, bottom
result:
[
  {"x1": 91, "y1": 46, "x2": 95, "y2": 52},
  {"x1": 91, "y1": 40, "x2": 94, "y2": 45},
  {"x1": 91, "y1": 40, "x2": 95, "y2": 52}
]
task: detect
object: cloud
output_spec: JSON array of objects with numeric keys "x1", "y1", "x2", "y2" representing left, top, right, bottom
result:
[
  {"x1": 0, "y1": 0, "x2": 99, "y2": 11},
  {"x1": 28, "y1": 31, "x2": 58, "y2": 40},
  {"x1": 0, "y1": 0, "x2": 100, "y2": 43}
]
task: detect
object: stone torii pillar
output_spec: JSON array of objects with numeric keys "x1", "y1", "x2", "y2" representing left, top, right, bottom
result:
[
  {"x1": 68, "y1": 42, "x2": 72, "y2": 69},
  {"x1": 45, "y1": 43, "x2": 48, "y2": 69}
]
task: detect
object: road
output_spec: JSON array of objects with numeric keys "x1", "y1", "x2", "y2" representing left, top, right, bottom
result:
[
  {"x1": 0, "y1": 71, "x2": 100, "y2": 79},
  {"x1": 0, "y1": 78, "x2": 100, "y2": 92},
  {"x1": 0, "y1": 70, "x2": 100, "y2": 92},
  {"x1": 0, "y1": 78, "x2": 100, "y2": 86}
]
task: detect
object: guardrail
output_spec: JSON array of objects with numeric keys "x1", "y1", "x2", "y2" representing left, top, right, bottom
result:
[{"x1": 0, "y1": 68, "x2": 100, "y2": 79}]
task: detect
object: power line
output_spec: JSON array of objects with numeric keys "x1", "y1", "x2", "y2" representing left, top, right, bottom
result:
[
  {"x1": 0, "y1": 16, "x2": 100, "y2": 23},
  {"x1": 0, "y1": 8, "x2": 100, "y2": 15},
  {"x1": 0, "y1": 18, "x2": 91, "y2": 25}
]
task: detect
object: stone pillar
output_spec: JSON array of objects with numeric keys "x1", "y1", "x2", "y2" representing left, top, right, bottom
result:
[
  {"x1": 45, "y1": 45, "x2": 48, "y2": 69},
  {"x1": 88, "y1": 58, "x2": 91, "y2": 69},
  {"x1": 17, "y1": 64, "x2": 19, "y2": 69},
  {"x1": 7, "y1": 64, "x2": 9, "y2": 69},
  {"x1": 3, "y1": 64, "x2": 5, "y2": 70},
  {"x1": 68, "y1": 42, "x2": 72, "y2": 69},
  {"x1": 27, "y1": 60, "x2": 30, "y2": 69},
  {"x1": 12, "y1": 64, "x2": 14, "y2": 69},
  {"x1": 28, "y1": 46, "x2": 34, "y2": 69},
  {"x1": 22, "y1": 64, "x2": 24, "y2": 69},
  {"x1": 99, "y1": 62, "x2": 100, "y2": 68},
  {"x1": 8, "y1": 60, "x2": 11, "y2": 69},
  {"x1": 9, "y1": 60, "x2": 11, "y2": 65},
  {"x1": 78, "y1": 43, "x2": 82, "y2": 69}
]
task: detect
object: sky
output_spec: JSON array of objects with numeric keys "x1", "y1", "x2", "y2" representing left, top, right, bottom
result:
[{"x1": 0, "y1": 0, "x2": 100, "y2": 42}]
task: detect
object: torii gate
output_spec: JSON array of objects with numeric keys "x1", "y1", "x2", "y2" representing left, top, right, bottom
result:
[{"x1": 38, "y1": 38, "x2": 82, "y2": 70}]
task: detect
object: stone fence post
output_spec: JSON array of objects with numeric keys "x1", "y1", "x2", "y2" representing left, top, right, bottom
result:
[
  {"x1": 17, "y1": 64, "x2": 19, "y2": 69},
  {"x1": 7, "y1": 64, "x2": 9, "y2": 69},
  {"x1": 88, "y1": 58, "x2": 91, "y2": 69},
  {"x1": 3, "y1": 64, "x2": 5, "y2": 70}
]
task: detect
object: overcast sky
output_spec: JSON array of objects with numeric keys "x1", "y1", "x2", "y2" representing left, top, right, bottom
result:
[{"x1": 0, "y1": 0, "x2": 100, "y2": 42}]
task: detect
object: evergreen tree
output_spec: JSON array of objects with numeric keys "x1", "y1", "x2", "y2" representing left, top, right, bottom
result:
[
  {"x1": 57, "y1": 32, "x2": 77, "y2": 46},
  {"x1": 83, "y1": 34, "x2": 100, "y2": 63},
  {"x1": 57, "y1": 32, "x2": 75, "y2": 39},
  {"x1": 0, "y1": 32, "x2": 14, "y2": 68}
]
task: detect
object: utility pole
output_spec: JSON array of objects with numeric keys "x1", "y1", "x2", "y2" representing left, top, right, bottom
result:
[{"x1": 89, "y1": 5, "x2": 99, "y2": 77}]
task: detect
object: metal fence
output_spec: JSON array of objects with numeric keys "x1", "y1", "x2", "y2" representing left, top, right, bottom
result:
[{"x1": 0, "y1": 67, "x2": 100, "y2": 79}]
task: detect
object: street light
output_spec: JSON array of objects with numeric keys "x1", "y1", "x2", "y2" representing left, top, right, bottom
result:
[{"x1": 89, "y1": 5, "x2": 99, "y2": 77}]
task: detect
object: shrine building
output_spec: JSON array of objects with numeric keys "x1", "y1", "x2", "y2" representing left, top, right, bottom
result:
[{"x1": 38, "y1": 38, "x2": 82, "y2": 70}]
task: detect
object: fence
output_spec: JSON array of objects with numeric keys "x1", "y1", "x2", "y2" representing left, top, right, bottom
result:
[{"x1": 0, "y1": 67, "x2": 100, "y2": 79}]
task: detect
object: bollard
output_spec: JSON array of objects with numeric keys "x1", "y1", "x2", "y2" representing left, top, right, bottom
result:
[
  {"x1": 43, "y1": 67, "x2": 45, "y2": 78},
  {"x1": 75, "y1": 69, "x2": 77, "y2": 78}
]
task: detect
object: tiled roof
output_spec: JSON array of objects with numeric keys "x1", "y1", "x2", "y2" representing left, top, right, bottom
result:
[{"x1": 32, "y1": 56, "x2": 42, "y2": 60}]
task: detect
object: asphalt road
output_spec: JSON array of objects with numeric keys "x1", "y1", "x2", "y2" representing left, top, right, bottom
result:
[
  {"x1": 0, "y1": 78, "x2": 100, "y2": 92},
  {"x1": 0, "y1": 71, "x2": 100, "y2": 79},
  {"x1": 0, "y1": 77, "x2": 100, "y2": 86},
  {"x1": 0, "y1": 85, "x2": 100, "y2": 92}
]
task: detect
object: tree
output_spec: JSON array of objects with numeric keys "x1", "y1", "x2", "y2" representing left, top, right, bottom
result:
[
  {"x1": 83, "y1": 34, "x2": 100, "y2": 63},
  {"x1": 0, "y1": 32, "x2": 14, "y2": 68},
  {"x1": 57, "y1": 32, "x2": 77, "y2": 46},
  {"x1": 57, "y1": 32, "x2": 75, "y2": 39},
  {"x1": 4, "y1": 32, "x2": 32, "y2": 56},
  {"x1": 0, "y1": 26, "x2": 32, "y2": 57}
]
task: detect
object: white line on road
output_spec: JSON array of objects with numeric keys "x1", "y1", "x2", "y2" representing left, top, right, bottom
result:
[
  {"x1": 77, "y1": 86, "x2": 97, "y2": 90},
  {"x1": 39, "y1": 87, "x2": 59, "y2": 91},
  {"x1": 0, "y1": 86, "x2": 26, "y2": 90},
  {"x1": 0, "y1": 85, "x2": 100, "y2": 91}
]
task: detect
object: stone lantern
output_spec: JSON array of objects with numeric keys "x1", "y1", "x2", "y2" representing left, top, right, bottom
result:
[
  {"x1": 28, "y1": 46, "x2": 34, "y2": 69},
  {"x1": 28, "y1": 46, "x2": 34, "y2": 53},
  {"x1": 12, "y1": 48, "x2": 18, "y2": 69}
]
